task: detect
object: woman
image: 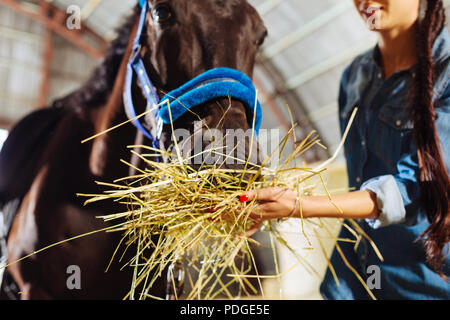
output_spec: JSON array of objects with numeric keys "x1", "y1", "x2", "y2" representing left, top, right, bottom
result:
[{"x1": 240, "y1": 0, "x2": 450, "y2": 299}]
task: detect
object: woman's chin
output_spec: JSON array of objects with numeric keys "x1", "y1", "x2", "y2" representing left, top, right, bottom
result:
[{"x1": 360, "y1": 17, "x2": 383, "y2": 31}]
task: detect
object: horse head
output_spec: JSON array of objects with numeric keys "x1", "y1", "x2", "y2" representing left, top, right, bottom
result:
[
  {"x1": 86, "y1": 0, "x2": 267, "y2": 177},
  {"x1": 129, "y1": 0, "x2": 268, "y2": 170},
  {"x1": 0, "y1": 0, "x2": 269, "y2": 300}
]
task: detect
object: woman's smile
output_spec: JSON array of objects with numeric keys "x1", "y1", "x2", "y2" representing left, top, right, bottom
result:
[{"x1": 358, "y1": 2, "x2": 384, "y2": 20}]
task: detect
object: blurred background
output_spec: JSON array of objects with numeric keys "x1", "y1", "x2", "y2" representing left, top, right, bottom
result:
[{"x1": 0, "y1": 0, "x2": 449, "y2": 299}]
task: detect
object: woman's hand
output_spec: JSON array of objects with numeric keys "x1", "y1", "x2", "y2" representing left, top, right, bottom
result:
[
  {"x1": 236, "y1": 188, "x2": 379, "y2": 237},
  {"x1": 240, "y1": 189, "x2": 380, "y2": 226},
  {"x1": 240, "y1": 187, "x2": 301, "y2": 221}
]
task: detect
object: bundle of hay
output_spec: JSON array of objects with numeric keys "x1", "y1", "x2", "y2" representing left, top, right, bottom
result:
[
  {"x1": 0, "y1": 104, "x2": 382, "y2": 300},
  {"x1": 80, "y1": 110, "x2": 382, "y2": 300}
]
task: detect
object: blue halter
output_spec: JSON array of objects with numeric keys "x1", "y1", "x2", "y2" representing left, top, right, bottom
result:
[{"x1": 124, "y1": 1, "x2": 263, "y2": 151}]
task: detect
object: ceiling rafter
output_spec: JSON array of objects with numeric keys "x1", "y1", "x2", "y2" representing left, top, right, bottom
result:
[
  {"x1": 256, "y1": 0, "x2": 283, "y2": 16},
  {"x1": 262, "y1": 1, "x2": 352, "y2": 59},
  {"x1": 285, "y1": 38, "x2": 375, "y2": 90},
  {"x1": 0, "y1": 0, "x2": 107, "y2": 59},
  {"x1": 256, "y1": 58, "x2": 331, "y2": 162}
]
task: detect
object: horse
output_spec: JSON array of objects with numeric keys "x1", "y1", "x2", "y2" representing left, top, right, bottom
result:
[{"x1": 0, "y1": 0, "x2": 267, "y2": 300}]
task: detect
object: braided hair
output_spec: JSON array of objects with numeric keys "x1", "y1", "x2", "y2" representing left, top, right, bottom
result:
[{"x1": 410, "y1": 0, "x2": 450, "y2": 280}]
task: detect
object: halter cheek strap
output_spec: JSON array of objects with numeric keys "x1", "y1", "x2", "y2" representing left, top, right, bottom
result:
[
  {"x1": 124, "y1": 1, "x2": 263, "y2": 148},
  {"x1": 124, "y1": 1, "x2": 162, "y2": 147}
]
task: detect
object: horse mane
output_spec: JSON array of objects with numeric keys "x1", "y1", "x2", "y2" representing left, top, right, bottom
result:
[{"x1": 52, "y1": 5, "x2": 140, "y2": 111}]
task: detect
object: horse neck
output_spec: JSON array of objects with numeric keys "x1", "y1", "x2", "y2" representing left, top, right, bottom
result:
[{"x1": 89, "y1": 23, "x2": 140, "y2": 180}]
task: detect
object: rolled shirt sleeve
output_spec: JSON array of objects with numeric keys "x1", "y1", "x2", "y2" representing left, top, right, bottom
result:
[
  {"x1": 361, "y1": 151, "x2": 422, "y2": 229},
  {"x1": 361, "y1": 78, "x2": 450, "y2": 229},
  {"x1": 361, "y1": 175, "x2": 406, "y2": 228}
]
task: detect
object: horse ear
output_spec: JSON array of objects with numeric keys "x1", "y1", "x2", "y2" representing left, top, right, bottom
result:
[{"x1": 89, "y1": 21, "x2": 140, "y2": 177}]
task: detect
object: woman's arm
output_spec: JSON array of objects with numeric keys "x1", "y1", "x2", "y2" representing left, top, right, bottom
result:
[{"x1": 241, "y1": 188, "x2": 380, "y2": 221}]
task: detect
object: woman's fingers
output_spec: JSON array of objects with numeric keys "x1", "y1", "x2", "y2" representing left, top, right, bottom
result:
[
  {"x1": 249, "y1": 202, "x2": 281, "y2": 220},
  {"x1": 212, "y1": 188, "x2": 297, "y2": 236},
  {"x1": 245, "y1": 221, "x2": 262, "y2": 238},
  {"x1": 242, "y1": 187, "x2": 290, "y2": 202}
]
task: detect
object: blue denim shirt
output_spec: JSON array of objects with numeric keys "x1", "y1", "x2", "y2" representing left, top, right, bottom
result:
[{"x1": 320, "y1": 29, "x2": 450, "y2": 300}]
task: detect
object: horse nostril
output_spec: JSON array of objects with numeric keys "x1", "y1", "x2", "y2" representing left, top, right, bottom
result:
[{"x1": 152, "y1": 4, "x2": 174, "y2": 24}]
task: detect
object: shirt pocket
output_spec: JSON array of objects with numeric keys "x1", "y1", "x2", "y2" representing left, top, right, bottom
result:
[{"x1": 375, "y1": 104, "x2": 414, "y2": 171}]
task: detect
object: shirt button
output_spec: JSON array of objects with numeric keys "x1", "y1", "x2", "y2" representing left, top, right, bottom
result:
[
  {"x1": 356, "y1": 177, "x2": 362, "y2": 183},
  {"x1": 396, "y1": 120, "x2": 402, "y2": 127}
]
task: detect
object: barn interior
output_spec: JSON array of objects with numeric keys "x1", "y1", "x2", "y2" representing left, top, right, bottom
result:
[{"x1": 1, "y1": 0, "x2": 449, "y2": 300}]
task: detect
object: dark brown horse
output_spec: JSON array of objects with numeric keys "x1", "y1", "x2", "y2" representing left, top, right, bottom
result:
[{"x1": 0, "y1": 0, "x2": 267, "y2": 299}]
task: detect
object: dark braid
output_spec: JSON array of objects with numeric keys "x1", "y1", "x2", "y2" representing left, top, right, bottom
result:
[{"x1": 411, "y1": 0, "x2": 450, "y2": 280}]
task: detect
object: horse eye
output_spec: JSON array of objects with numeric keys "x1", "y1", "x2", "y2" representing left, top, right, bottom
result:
[
  {"x1": 152, "y1": 4, "x2": 173, "y2": 23},
  {"x1": 257, "y1": 31, "x2": 268, "y2": 46},
  {"x1": 257, "y1": 36, "x2": 265, "y2": 46}
]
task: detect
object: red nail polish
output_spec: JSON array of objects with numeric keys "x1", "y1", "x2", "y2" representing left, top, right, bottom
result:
[{"x1": 240, "y1": 195, "x2": 249, "y2": 202}]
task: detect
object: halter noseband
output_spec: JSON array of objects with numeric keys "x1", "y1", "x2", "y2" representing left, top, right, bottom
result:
[{"x1": 124, "y1": 1, "x2": 263, "y2": 150}]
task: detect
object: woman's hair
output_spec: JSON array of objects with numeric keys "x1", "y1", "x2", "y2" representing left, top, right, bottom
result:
[{"x1": 410, "y1": 0, "x2": 450, "y2": 280}]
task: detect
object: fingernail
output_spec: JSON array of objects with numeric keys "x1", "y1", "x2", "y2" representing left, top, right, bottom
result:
[
  {"x1": 240, "y1": 194, "x2": 249, "y2": 202},
  {"x1": 207, "y1": 208, "x2": 216, "y2": 213}
]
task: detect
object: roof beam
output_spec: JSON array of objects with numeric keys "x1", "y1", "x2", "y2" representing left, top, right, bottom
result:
[
  {"x1": 285, "y1": 38, "x2": 375, "y2": 89},
  {"x1": 268, "y1": 2, "x2": 450, "y2": 90},
  {"x1": 262, "y1": 2, "x2": 352, "y2": 59},
  {"x1": 253, "y1": 76, "x2": 293, "y2": 133},
  {"x1": 256, "y1": 57, "x2": 330, "y2": 162},
  {"x1": 81, "y1": 0, "x2": 103, "y2": 20},
  {"x1": 0, "y1": 0, "x2": 107, "y2": 59},
  {"x1": 256, "y1": 0, "x2": 283, "y2": 16}
]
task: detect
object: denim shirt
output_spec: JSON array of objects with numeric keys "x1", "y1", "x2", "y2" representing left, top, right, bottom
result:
[{"x1": 320, "y1": 29, "x2": 450, "y2": 300}]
